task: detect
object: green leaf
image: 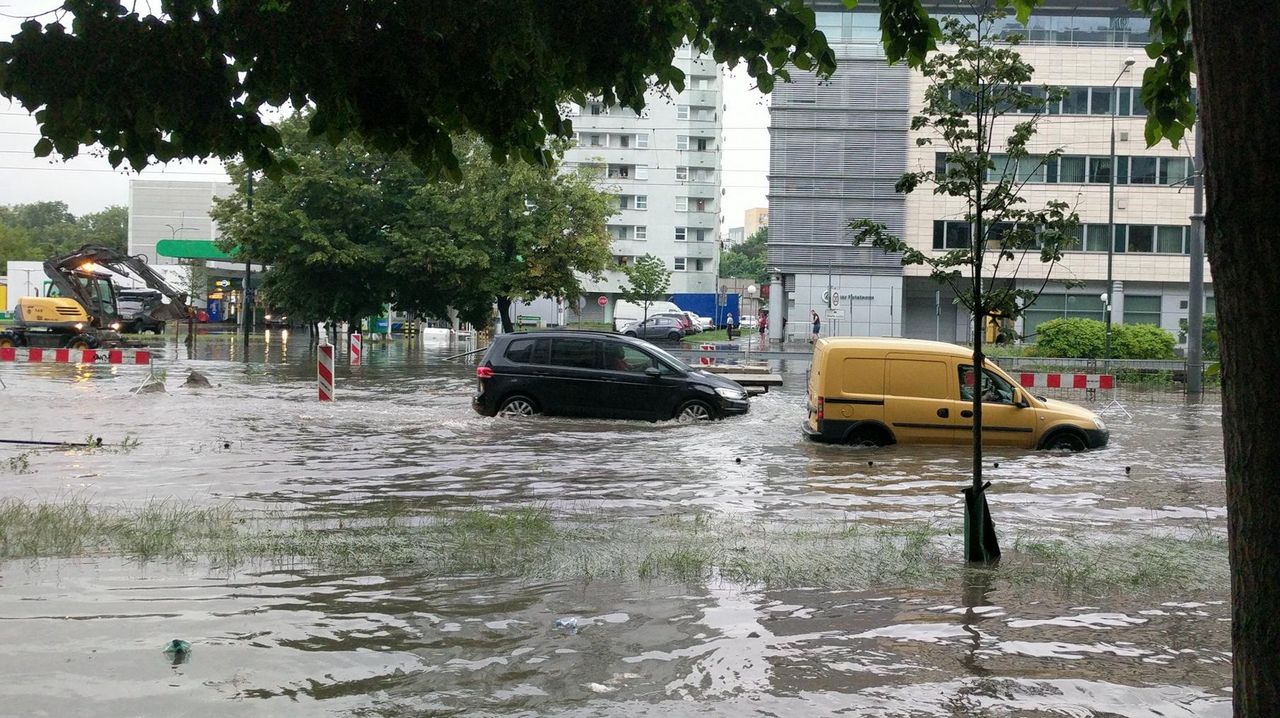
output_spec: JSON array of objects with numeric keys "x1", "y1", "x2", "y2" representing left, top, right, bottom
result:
[{"x1": 32, "y1": 137, "x2": 53, "y2": 158}]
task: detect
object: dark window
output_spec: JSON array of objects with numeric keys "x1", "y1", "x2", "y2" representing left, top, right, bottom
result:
[
  {"x1": 1085, "y1": 225, "x2": 1111, "y2": 252},
  {"x1": 1062, "y1": 87, "x2": 1089, "y2": 114},
  {"x1": 1113, "y1": 225, "x2": 1128, "y2": 253},
  {"x1": 1130, "y1": 157, "x2": 1158, "y2": 184},
  {"x1": 1090, "y1": 86, "x2": 1114, "y2": 115},
  {"x1": 1160, "y1": 157, "x2": 1190, "y2": 185},
  {"x1": 1115, "y1": 156, "x2": 1130, "y2": 185},
  {"x1": 1059, "y1": 156, "x2": 1086, "y2": 183},
  {"x1": 1157, "y1": 225, "x2": 1186, "y2": 253},
  {"x1": 933, "y1": 220, "x2": 971, "y2": 250},
  {"x1": 505, "y1": 338, "x2": 536, "y2": 363},
  {"x1": 1128, "y1": 225, "x2": 1155, "y2": 253},
  {"x1": 1124, "y1": 295, "x2": 1163, "y2": 325},
  {"x1": 1118, "y1": 88, "x2": 1132, "y2": 116},
  {"x1": 1088, "y1": 157, "x2": 1112, "y2": 184},
  {"x1": 604, "y1": 344, "x2": 657, "y2": 373},
  {"x1": 549, "y1": 338, "x2": 598, "y2": 369}
]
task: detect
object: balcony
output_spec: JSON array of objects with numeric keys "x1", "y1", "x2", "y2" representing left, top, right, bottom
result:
[
  {"x1": 680, "y1": 181, "x2": 719, "y2": 197},
  {"x1": 682, "y1": 241, "x2": 718, "y2": 259},
  {"x1": 678, "y1": 150, "x2": 719, "y2": 169},
  {"x1": 683, "y1": 89, "x2": 720, "y2": 107},
  {"x1": 678, "y1": 211, "x2": 718, "y2": 230}
]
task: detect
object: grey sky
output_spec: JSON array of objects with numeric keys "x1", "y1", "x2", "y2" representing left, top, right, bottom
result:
[{"x1": 0, "y1": 1, "x2": 770, "y2": 224}]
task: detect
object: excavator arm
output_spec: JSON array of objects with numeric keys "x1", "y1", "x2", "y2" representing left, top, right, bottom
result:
[{"x1": 45, "y1": 245, "x2": 192, "y2": 322}]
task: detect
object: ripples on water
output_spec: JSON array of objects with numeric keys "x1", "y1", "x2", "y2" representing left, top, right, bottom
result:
[{"x1": 0, "y1": 334, "x2": 1230, "y2": 715}]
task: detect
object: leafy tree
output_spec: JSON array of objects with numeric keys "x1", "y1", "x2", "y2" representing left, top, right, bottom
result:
[
  {"x1": 212, "y1": 114, "x2": 612, "y2": 331},
  {"x1": 1179, "y1": 315, "x2": 1218, "y2": 361},
  {"x1": 0, "y1": 224, "x2": 37, "y2": 267},
  {"x1": 720, "y1": 227, "x2": 768, "y2": 284},
  {"x1": 850, "y1": 12, "x2": 1078, "y2": 562},
  {"x1": 0, "y1": 1, "x2": 836, "y2": 178},
  {"x1": 618, "y1": 254, "x2": 672, "y2": 328},
  {"x1": 0, "y1": 202, "x2": 129, "y2": 258},
  {"x1": 77, "y1": 206, "x2": 128, "y2": 254}
]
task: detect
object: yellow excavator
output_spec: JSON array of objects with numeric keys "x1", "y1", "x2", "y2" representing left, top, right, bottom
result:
[{"x1": 0, "y1": 245, "x2": 190, "y2": 350}]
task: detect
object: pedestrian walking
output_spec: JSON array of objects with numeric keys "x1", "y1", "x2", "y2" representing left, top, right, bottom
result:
[
  {"x1": 726, "y1": 312, "x2": 735, "y2": 340},
  {"x1": 810, "y1": 309, "x2": 821, "y2": 344},
  {"x1": 758, "y1": 310, "x2": 767, "y2": 346}
]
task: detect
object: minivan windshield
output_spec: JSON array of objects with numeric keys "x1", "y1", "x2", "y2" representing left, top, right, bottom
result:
[{"x1": 642, "y1": 343, "x2": 692, "y2": 373}]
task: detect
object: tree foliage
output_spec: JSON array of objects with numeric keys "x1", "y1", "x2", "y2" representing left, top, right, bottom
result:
[
  {"x1": 210, "y1": 113, "x2": 613, "y2": 329},
  {"x1": 719, "y1": 227, "x2": 768, "y2": 284},
  {"x1": 618, "y1": 254, "x2": 672, "y2": 327},
  {"x1": 0, "y1": 1, "x2": 837, "y2": 179},
  {"x1": 1032, "y1": 318, "x2": 1175, "y2": 360},
  {"x1": 0, "y1": 202, "x2": 128, "y2": 265}
]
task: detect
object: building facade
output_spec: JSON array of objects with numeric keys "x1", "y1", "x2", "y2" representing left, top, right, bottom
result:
[
  {"x1": 743, "y1": 207, "x2": 770, "y2": 238},
  {"x1": 767, "y1": 1, "x2": 1209, "y2": 345},
  {"x1": 563, "y1": 48, "x2": 723, "y2": 323}
]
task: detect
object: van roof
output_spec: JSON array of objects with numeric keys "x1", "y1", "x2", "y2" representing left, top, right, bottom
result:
[{"x1": 815, "y1": 337, "x2": 976, "y2": 358}]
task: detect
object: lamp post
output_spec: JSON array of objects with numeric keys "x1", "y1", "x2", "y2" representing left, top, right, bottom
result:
[
  {"x1": 745, "y1": 284, "x2": 758, "y2": 358},
  {"x1": 1104, "y1": 56, "x2": 1136, "y2": 366}
]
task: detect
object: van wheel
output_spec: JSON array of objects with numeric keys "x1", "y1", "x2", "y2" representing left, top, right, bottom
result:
[
  {"x1": 676, "y1": 400, "x2": 715, "y2": 422},
  {"x1": 497, "y1": 395, "x2": 538, "y2": 418},
  {"x1": 846, "y1": 425, "x2": 891, "y2": 448},
  {"x1": 1043, "y1": 431, "x2": 1087, "y2": 452}
]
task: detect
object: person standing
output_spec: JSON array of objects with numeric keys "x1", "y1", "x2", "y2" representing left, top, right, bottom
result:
[
  {"x1": 758, "y1": 310, "x2": 768, "y2": 346},
  {"x1": 810, "y1": 309, "x2": 821, "y2": 344},
  {"x1": 725, "y1": 312, "x2": 735, "y2": 340}
]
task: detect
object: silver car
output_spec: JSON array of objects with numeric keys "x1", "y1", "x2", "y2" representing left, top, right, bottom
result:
[{"x1": 621, "y1": 315, "x2": 686, "y2": 342}]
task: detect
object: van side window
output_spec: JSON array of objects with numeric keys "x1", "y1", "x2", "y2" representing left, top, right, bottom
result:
[
  {"x1": 505, "y1": 338, "x2": 536, "y2": 363},
  {"x1": 959, "y1": 366, "x2": 1016, "y2": 404},
  {"x1": 550, "y1": 338, "x2": 599, "y2": 369},
  {"x1": 604, "y1": 344, "x2": 656, "y2": 373}
]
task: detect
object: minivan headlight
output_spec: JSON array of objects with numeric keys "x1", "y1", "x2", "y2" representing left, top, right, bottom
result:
[
  {"x1": 1093, "y1": 417, "x2": 1107, "y2": 432},
  {"x1": 715, "y1": 387, "x2": 746, "y2": 401}
]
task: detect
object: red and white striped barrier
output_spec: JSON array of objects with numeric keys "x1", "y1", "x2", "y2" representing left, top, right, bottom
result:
[
  {"x1": 0, "y1": 347, "x2": 152, "y2": 365},
  {"x1": 350, "y1": 332, "x2": 362, "y2": 365},
  {"x1": 1017, "y1": 372, "x2": 1115, "y2": 390},
  {"x1": 698, "y1": 343, "x2": 716, "y2": 366},
  {"x1": 318, "y1": 342, "x2": 335, "y2": 401}
]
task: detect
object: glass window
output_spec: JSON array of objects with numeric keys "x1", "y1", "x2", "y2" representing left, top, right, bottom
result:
[
  {"x1": 1059, "y1": 155, "x2": 1086, "y2": 183},
  {"x1": 1088, "y1": 156, "x2": 1112, "y2": 183},
  {"x1": 635, "y1": 166, "x2": 648, "y2": 180},
  {"x1": 1130, "y1": 156, "x2": 1158, "y2": 184},
  {"x1": 1115, "y1": 156, "x2": 1130, "y2": 185},
  {"x1": 675, "y1": 167, "x2": 688, "y2": 181},
  {"x1": 673, "y1": 257, "x2": 686, "y2": 271},
  {"x1": 933, "y1": 220, "x2": 946, "y2": 250},
  {"x1": 1157, "y1": 225, "x2": 1185, "y2": 253},
  {"x1": 1019, "y1": 85, "x2": 1047, "y2": 114},
  {"x1": 933, "y1": 220, "x2": 971, "y2": 250},
  {"x1": 549, "y1": 338, "x2": 598, "y2": 369},
  {"x1": 505, "y1": 338, "x2": 537, "y2": 363},
  {"x1": 1090, "y1": 86, "x2": 1114, "y2": 115},
  {"x1": 1085, "y1": 225, "x2": 1110, "y2": 252},
  {"x1": 635, "y1": 225, "x2": 647, "y2": 240},
  {"x1": 604, "y1": 344, "x2": 657, "y2": 373},
  {"x1": 675, "y1": 197, "x2": 688, "y2": 212},
  {"x1": 1128, "y1": 225, "x2": 1155, "y2": 252},
  {"x1": 635, "y1": 195, "x2": 647, "y2": 209},
  {"x1": 676, "y1": 135, "x2": 689, "y2": 150},
  {"x1": 1160, "y1": 157, "x2": 1190, "y2": 185},
  {"x1": 1062, "y1": 87, "x2": 1089, "y2": 114},
  {"x1": 1124, "y1": 295, "x2": 1163, "y2": 325},
  {"x1": 636, "y1": 134, "x2": 649, "y2": 148},
  {"x1": 1132, "y1": 91, "x2": 1148, "y2": 117},
  {"x1": 958, "y1": 366, "x2": 1016, "y2": 404},
  {"x1": 1118, "y1": 88, "x2": 1132, "y2": 116},
  {"x1": 676, "y1": 105, "x2": 689, "y2": 120},
  {"x1": 1113, "y1": 225, "x2": 1128, "y2": 253},
  {"x1": 675, "y1": 227, "x2": 687, "y2": 241}
]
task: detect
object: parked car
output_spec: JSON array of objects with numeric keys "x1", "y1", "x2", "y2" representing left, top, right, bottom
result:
[
  {"x1": 612, "y1": 299, "x2": 685, "y2": 332},
  {"x1": 697, "y1": 316, "x2": 715, "y2": 332},
  {"x1": 738, "y1": 315, "x2": 758, "y2": 329},
  {"x1": 647, "y1": 311, "x2": 694, "y2": 333},
  {"x1": 804, "y1": 337, "x2": 1108, "y2": 451},
  {"x1": 621, "y1": 315, "x2": 686, "y2": 342},
  {"x1": 473, "y1": 331, "x2": 750, "y2": 421},
  {"x1": 677, "y1": 311, "x2": 704, "y2": 334}
]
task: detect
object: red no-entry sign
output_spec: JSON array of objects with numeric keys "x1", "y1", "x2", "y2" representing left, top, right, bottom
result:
[{"x1": 597, "y1": 295, "x2": 608, "y2": 307}]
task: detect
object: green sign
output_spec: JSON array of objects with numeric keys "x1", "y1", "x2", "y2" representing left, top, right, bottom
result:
[{"x1": 155, "y1": 239, "x2": 238, "y2": 261}]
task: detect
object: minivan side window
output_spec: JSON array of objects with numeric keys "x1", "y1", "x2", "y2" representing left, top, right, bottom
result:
[
  {"x1": 550, "y1": 338, "x2": 599, "y2": 369},
  {"x1": 604, "y1": 344, "x2": 657, "y2": 373},
  {"x1": 505, "y1": 338, "x2": 536, "y2": 363},
  {"x1": 959, "y1": 365, "x2": 1016, "y2": 404}
]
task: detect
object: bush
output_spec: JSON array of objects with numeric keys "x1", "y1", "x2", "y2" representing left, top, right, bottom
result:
[
  {"x1": 1111, "y1": 323, "x2": 1177, "y2": 359},
  {"x1": 1178, "y1": 315, "x2": 1219, "y2": 360},
  {"x1": 1030, "y1": 318, "x2": 1106, "y2": 358},
  {"x1": 1030, "y1": 318, "x2": 1176, "y2": 359}
]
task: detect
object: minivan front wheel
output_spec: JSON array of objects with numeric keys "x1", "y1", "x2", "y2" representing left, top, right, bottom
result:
[
  {"x1": 498, "y1": 395, "x2": 538, "y2": 418},
  {"x1": 676, "y1": 400, "x2": 715, "y2": 422},
  {"x1": 1043, "y1": 431, "x2": 1087, "y2": 452}
]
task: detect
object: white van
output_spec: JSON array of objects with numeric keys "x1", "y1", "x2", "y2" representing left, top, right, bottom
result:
[{"x1": 613, "y1": 300, "x2": 684, "y2": 331}]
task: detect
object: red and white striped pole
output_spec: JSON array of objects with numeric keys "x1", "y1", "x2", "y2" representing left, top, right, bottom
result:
[
  {"x1": 318, "y1": 341, "x2": 335, "y2": 401},
  {"x1": 350, "y1": 332, "x2": 362, "y2": 366}
]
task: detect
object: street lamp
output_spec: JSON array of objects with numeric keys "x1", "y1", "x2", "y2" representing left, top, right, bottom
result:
[
  {"x1": 1105, "y1": 56, "x2": 1136, "y2": 366},
  {"x1": 745, "y1": 284, "x2": 758, "y2": 358}
]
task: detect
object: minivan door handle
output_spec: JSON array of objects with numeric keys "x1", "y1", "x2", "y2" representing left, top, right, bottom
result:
[
  {"x1": 961, "y1": 409, "x2": 973, "y2": 418},
  {"x1": 936, "y1": 408, "x2": 949, "y2": 418}
]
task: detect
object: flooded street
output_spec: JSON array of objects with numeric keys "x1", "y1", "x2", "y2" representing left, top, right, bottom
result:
[{"x1": 0, "y1": 334, "x2": 1230, "y2": 716}]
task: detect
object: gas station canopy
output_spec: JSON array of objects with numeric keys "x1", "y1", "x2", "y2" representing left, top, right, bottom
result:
[{"x1": 155, "y1": 239, "x2": 238, "y2": 261}]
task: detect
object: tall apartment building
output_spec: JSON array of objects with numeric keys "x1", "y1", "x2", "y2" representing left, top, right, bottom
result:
[
  {"x1": 744, "y1": 207, "x2": 770, "y2": 238},
  {"x1": 767, "y1": 1, "x2": 1209, "y2": 344},
  {"x1": 563, "y1": 49, "x2": 724, "y2": 323}
]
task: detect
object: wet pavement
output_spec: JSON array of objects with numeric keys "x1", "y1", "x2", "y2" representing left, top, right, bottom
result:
[{"x1": 0, "y1": 333, "x2": 1230, "y2": 716}]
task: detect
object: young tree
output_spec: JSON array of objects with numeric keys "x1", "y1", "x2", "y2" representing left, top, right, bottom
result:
[
  {"x1": 720, "y1": 227, "x2": 768, "y2": 284},
  {"x1": 618, "y1": 255, "x2": 672, "y2": 329},
  {"x1": 849, "y1": 12, "x2": 1078, "y2": 562}
]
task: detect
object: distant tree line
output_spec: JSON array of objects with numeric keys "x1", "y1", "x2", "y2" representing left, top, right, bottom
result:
[{"x1": 0, "y1": 202, "x2": 128, "y2": 267}]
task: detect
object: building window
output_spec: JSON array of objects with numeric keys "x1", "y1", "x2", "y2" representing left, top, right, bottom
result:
[
  {"x1": 932, "y1": 220, "x2": 972, "y2": 250},
  {"x1": 694, "y1": 259, "x2": 705, "y2": 272},
  {"x1": 1123, "y1": 295, "x2": 1163, "y2": 325},
  {"x1": 1085, "y1": 225, "x2": 1111, "y2": 252},
  {"x1": 677, "y1": 105, "x2": 689, "y2": 120},
  {"x1": 1127, "y1": 225, "x2": 1155, "y2": 253},
  {"x1": 589, "y1": 103, "x2": 603, "y2": 116},
  {"x1": 634, "y1": 225, "x2": 647, "y2": 240},
  {"x1": 1087, "y1": 156, "x2": 1112, "y2": 184},
  {"x1": 1062, "y1": 87, "x2": 1089, "y2": 114},
  {"x1": 618, "y1": 134, "x2": 630, "y2": 148},
  {"x1": 636, "y1": 133, "x2": 649, "y2": 148},
  {"x1": 1059, "y1": 155, "x2": 1087, "y2": 183},
  {"x1": 1129, "y1": 156, "x2": 1158, "y2": 184},
  {"x1": 694, "y1": 198, "x2": 708, "y2": 212},
  {"x1": 1160, "y1": 157, "x2": 1191, "y2": 185},
  {"x1": 675, "y1": 167, "x2": 689, "y2": 181},
  {"x1": 695, "y1": 137, "x2": 710, "y2": 151},
  {"x1": 635, "y1": 195, "x2": 647, "y2": 210},
  {"x1": 675, "y1": 227, "x2": 687, "y2": 241},
  {"x1": 675, "y1": 197, "x2": 688, "y2": 212},
  {"x1": 673, "y1": 257, "x2": 687, "y2": 271},
  {"x1": 1157, "y1": 225, "x2": 1185, "y2": 253},
  {"x1": 1089, "y1": 86, "x2": 1114, "y2": 115},
  {"x1": 635, "y1": 166, "x2": 648, "y2": 180},
  {"x1": 676, "y1": 135, "x2": 689, "y2": 151},
  {"x1": 589, "y1": 134, "x2": 602, "y2": 147}
]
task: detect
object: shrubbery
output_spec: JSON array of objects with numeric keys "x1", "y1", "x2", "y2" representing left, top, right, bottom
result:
[{"x1": 1030, "y1": 318, "x2": 1176, "y2": 359}]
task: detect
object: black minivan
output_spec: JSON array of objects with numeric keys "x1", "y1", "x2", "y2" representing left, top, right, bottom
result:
[{"x1": 472, "y1": 331, "x2": 750, "y2": 421}]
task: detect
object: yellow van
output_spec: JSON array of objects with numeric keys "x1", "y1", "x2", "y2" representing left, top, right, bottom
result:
[{"x1": 804, "y1": 337, "x2": 1108, "y2": 451}]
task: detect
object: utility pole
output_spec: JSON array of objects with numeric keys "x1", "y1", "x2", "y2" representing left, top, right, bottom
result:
[
  {"x1": 1105, "y1": 58, "x2": 1136, "y2": 368},
  {"x1": 242, "y1": 174, "x2": 253, "y2": 359},
  {"x1": 1187, "y1": 108, "x2": 1205, "y2": 394}
]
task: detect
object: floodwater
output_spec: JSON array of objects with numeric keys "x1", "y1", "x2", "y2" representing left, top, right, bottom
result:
[{"x1": 0, "y1": 333, "x2": 1230, "y2": 716}]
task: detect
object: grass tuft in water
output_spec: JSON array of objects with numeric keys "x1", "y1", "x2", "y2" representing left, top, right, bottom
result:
[{"x1": 0, "y1": 498, "x2": 1229, "y2": 594}]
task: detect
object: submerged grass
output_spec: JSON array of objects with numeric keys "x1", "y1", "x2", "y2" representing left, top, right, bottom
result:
[{"x1": 0, "y1": 498, "x2": 1229, "y2": 595}]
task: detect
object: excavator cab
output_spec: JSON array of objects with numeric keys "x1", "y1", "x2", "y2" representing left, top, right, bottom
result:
[{"x1": 45, "y1": 270, "x2": 121, "y2": 327}]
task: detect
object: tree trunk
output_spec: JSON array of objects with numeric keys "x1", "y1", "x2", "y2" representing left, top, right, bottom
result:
[
  {"x1": 1192, "y1": 3, "x2": 1280, "y2": 713},
  {"x1": 496, "y1": 296, "x2": 514, "y2": 333}
]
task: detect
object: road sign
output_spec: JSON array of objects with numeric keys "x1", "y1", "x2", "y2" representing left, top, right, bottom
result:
[
  {"x1": 830, "y1": 291, "x2": 842, "y2": 308},
  {"x1": 597, "y1": 295, "x2": 608, "y2": 307},
  {"x1": 826, "y1": 308, "x2": 845, "y2": 319}
]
